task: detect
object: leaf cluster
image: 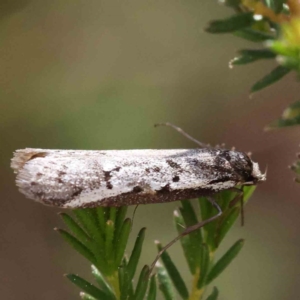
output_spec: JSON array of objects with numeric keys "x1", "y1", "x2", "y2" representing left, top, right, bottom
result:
[
  {"x1": 58, "y1": 187, "x2": 255, "y2": 299},
  {"x1": 155, "y1": 186, "x2": 255, "y2": 300},
  {"x1": 207, "y1": 0, "x2": 300, "y2": 129},
  {"x1": 58, "y1": 207, "x2": 153, "y2": 300}
]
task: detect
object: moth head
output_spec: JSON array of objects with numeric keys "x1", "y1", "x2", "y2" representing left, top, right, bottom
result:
[
  {"x1": 222, "y1": 150, "x2": 266, "y2": 185},
  {"x1": 250, "y1": 161, "x2": 267, "y2": 184}
]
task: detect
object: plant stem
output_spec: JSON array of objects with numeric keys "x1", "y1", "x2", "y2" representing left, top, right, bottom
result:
[
  {"x1": 189, "y1": 268, "x2": 204, "y2": 300},
  {"x1": 106, "y1": 271, "x2": 120, "y2": 299}
]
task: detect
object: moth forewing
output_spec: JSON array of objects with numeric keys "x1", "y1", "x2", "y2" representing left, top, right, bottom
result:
[{"x1": 11, "y1": 148, "x2": 266, "y2": 208}]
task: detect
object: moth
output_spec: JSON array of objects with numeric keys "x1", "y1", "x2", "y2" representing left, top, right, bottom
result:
[{"x1": 11, "y1": 123, "x2": 266, "y2": 269}]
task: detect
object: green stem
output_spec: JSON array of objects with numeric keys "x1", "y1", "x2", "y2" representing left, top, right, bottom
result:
[
  {"x1": 189, "y1": 249, "x2": 216, "y2": 299},
  {"x1": 189, "y1": 268, "x2": 204, "y2": 300},
  {"x1": 106, "y1": 271, "x2": 120, "y2": 299}
]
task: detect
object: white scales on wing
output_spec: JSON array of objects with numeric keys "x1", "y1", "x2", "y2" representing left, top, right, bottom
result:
[{"x1": 11, "y1": 148, "x2": 265, "y2": 208}]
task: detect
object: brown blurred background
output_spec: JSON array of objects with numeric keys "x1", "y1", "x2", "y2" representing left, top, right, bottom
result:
[{"x1": 1, "y1": 1, "x2": 300, "y2": 299}]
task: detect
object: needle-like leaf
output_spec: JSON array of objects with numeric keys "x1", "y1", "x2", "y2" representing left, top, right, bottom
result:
[
  {"x1": 251, "y1": 66, "x2": 291, "y2": 93},
  {"x1": 156, "y1": 241, "x2": 189, "y2": 299},
  {"x1": 206, "y1": 287, "x2": 219, "y2": 300},
  {"x1": 66, "y1": 274, "x2": 111, "y2": 300},
  {"x1": 206, "y1": 239, "x2": 244, "y2": 284},
  {"x1": 114, "y1": 218, "x2": 132, "y2": 269},
  {"x1": 156, "y1": 262, "x2": 176, "y2": 300},
  {"x1": 147, "y1": 275, "x2": 157, "y2": 300},
  {"x1": 56, "y1": 229, "x2": 97, "y2": 266},
  {"x1": 206, "y1": 12, "x2": 254, "y2": 33},
  {"x1": 126, "y1": 227, "x2": 146, "y2": 280}
]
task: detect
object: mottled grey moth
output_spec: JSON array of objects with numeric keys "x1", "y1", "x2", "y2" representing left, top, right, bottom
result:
[
  {"x1": 11, "y1": 148, "x2": 265, "y2": 208},
  {"x1": 11, "y1": 123, "x2": 266, "y2": 270}
]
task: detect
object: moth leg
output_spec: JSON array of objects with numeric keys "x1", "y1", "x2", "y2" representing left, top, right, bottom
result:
[
  {"x1": 154, "y1": 122, "x2": 209, "y2": 148},
  {"x1": 149, "y1": 197, "x2": 222, "y2": 275},
  {"x1": 228, "y1": 187, "x2": 244, "y2": 226}
]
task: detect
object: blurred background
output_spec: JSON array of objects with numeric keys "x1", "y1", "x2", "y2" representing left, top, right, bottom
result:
[{"x1": 1, "y1": 1, "x2": 300, "y2": 299}]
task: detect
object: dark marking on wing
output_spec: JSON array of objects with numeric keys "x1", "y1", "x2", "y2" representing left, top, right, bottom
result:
[
  {"x1": 72, "y1": 188, "x2": 83, "y2": 197},
  {"x1": 107, "y1": 182, "x2": 113, "y2": 189},
  {"x1": 172, "y1": 175, "x2": 180, "y2": 182},
  {"x1": 157, "y1": 184, "x2": 171, "y2": 194},
  {"x1": 132, "y1": 186, "x2": 143, "y2": 193},
  {"x1": 166, "y1": 159, "x2": 181, "y2": 169},
  {"x1": 104, "y1": 167, "x2": 121, "y2": 190}
]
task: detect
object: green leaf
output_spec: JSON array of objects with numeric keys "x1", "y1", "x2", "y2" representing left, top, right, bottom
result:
[
  {"x1": 206, "y1": 12, "x2": 254, "y2": 33},
  {"x1": 56, "y1": 229, "x2": 97, "y2": 266},
  {"x1": 218, "y1": 189, "x2": 236, "y2": 211},
  {"x1": 114, "y1": 207, "x2": 128, "y2": 244},
  {"x1": 91, "y1": 265, "x2": 115, "y2": 299},
  {"x1": 109, "y1": 207, "x2": 117, "y2": 224},
  {"x1": 147, "y1": 275, "x2": 157, "y2": 300},
  {"x1": 198, "y1": 196, "x2": 212, "y2": 222},
  {"x1": 199, "y1": 197, "x2": 219, "y2": 250},
  {"x1": 133, "y1": 265, "x2": 150, "y2": 300},
  {"x1": 180, "y1": 200, "x2": 202, "y2": 265},
  {"x1": 230, "y1": 49, "x2": 276, "y2": 66},
  {"x1": 267, "y1": 110, "x2": 300, "y2": 128},
  {"x1": 197, "y1": 244, "x2": 210, "y2": 289},
  {"x1": 266, "y1": 101, "x2": 300, "y2": 129},
  {"x1": 269, "y1": 40, "x2": 299, "y2": 58},
  {"x1": 156, "y1": 262, "x2": 176, "y2": 300},
  {"x1": 105, "y1": 220, "x2": 115, "y2": 266},
  {"x1": 206, "y1": 239, "x2": 244, "y2": 284},
  {"x1": 59, "y1": 213, "x2": 91, "y2": 243},
  {"x1": 118, "y1": 260, "x2": 129, "y2": 300},
  {"x1": 66, "y1": 274, "x2": 111, "y2": 300},
  {"x1": 215, "y1": 207, "x2": 240, "y2": 247},
  {"x1": 180, "y1": 200, "x2": 203, "y2": 244},
  {"x1": 234, "y1": 28, "x2": 275, "y2": 42},
  {"x1": 243, "y1": 185, "x2": 256, "y2": 204},
  {"x1": 96, "y1": 207, "x2": 106, "y2": 231},
  {"x1": 126, "y1": 227, "x2": 146, "y2": 280},
  {"x1": 206, "y1": 287, "x2": 219, "y2": 300},
  {"x1": 156, "y1": 241, "x2": 189, "y2": 299},
  {"x1": 114, "y1": 218, "x2": 132, "y2": 268},
  {"x1": 265, "y1": 0, "x2": 285, "y2": 13},
  {"x1": 251, "y1": 65, "x2": 291, "y2": 92},
  {"x1": 80, "y1": 292, "x2": 97, "y2": 300},
  {"x1": 174, "y1": 210, "x2": 196, "y2": 274},
  {"x1": 73, "y1": 209, "x2": 104, "y2": 246}
]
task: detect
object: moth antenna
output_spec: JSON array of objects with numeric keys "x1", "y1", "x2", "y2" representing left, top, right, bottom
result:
[
  {"x1": 148, "y1": 197, "x2": 222, "y2": 275},
  {"x1": 154, "y1": 122, "x2": 209, "y2": 148}
]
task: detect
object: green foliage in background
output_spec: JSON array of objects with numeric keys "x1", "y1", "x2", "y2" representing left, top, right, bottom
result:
[
  {"x1": 207, "y1": 0, "x2": 300, "y2": 181},
  {"x1": 58, "y1": 186, "x2": 255, "y2": 300},
  {"x1": 207, "y1": 0, "x2": 300, "y2": 129}
]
